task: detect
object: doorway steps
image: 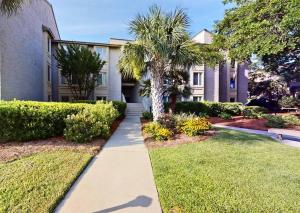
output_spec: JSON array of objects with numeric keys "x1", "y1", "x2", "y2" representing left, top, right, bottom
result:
[{"x1": 126, "y1": 103, "x2": 144, "y2": 117}]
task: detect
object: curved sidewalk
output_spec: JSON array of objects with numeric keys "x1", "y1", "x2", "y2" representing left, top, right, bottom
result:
[
  {"x1": 56, "y1": 116, "x2": 161, "y2": 213},
  {"x1": 213, "y1": 124, "x2": 300, "y2": 148}
]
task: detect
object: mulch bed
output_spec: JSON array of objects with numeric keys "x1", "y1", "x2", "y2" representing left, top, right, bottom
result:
[
  {"x1": 0, "y1": 119, "x2": 123, "y2": 163},
  {"x1": 141, "y1": 119, "x2": 215, "y2": 149},
  {"x1": 209, "y1": 116, "x2": 269, "y2": 131},
  {"x1": 209, "y1": 115, "x2": 300, "y2": 131}
]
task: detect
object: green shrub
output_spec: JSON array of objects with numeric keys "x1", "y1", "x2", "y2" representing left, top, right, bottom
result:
[
  {"x1": 219, "y1": 112, "x2": 233, "y2": 120},
  {"x1": 174, "y1": 113, "x2": 198, "y2": 131},
  {"x1": 64, "y1": 102, "x2": 119, "y2": 143},
  {"x1": 181, "y1": 117, "x2": 211, "y2": 136},
  {"x1": 142, "y1": 111, "x2": 153, "y2": 120},
  {"x1": 157, "y1": 114, "x2": 176, "y2": 131},
  {"x1": 143, "y1": 122, "x2": 173, "y2": 141},
  {"x1": 0, "y1": 101, "x2": 89, "y2": 141},
  {"x1": 165, "y1": 101, "x2": 243, "y2": 117},
  {"x1": 279, "y1": 96, "x2": 298, "y2": 108},
  {"x1": 164, "y1": 102, "x2": 210, "y2": 116},
  {"x1": 155, "y1": 128, "x2": 173, "y2": 141},
  {"x1": 72, "y1": 100, "x2": 126, "y2": 119},
  {"x1": 64, "y1": 110, "x2": 108, "y2": 143},
  {"x1": 265, "y1": 115, "x2": 286, "y2": 128},
  {"x1": 144, "y1": 122, "x2": 161, "y2": 135},
  {"x1": 282, "y1": 115, "x2": 300, "y2": 126},
  {"x1": 242, "y1": 106, "x2": 268, "y2": 119}
]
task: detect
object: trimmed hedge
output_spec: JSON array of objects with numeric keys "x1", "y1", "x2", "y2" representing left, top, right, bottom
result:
[
  {"x1": 242, "y1": 106, "x2": 268, "y2": 118},
  {"x1": 164, "y1": 101, "x2": 243, "y2": 116},
  {"x1": 72, "y1": 100, "x2": 127, "y2": 119},
  {"x1": 0, "y1": 101, "x2": 119, "y2": 142},
  {"x1": 64, "y1": 102, "x2": 119, "y2": 143}
]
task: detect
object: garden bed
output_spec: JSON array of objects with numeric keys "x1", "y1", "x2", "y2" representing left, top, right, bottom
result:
[
  {"x1": 209, "y1": 115, "x2": 300, "y2": 131},
  {"x1": 141, "y1": 119, "x2": 215, "y2": 149}
]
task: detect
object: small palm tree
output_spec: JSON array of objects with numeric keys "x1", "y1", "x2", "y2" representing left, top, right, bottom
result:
[
  {"x1": 119, "y1": 5, "x2": 220, "y2": 121},
  {"x1": 0, "y1": 0, "x2": 27, "y2": 15}
]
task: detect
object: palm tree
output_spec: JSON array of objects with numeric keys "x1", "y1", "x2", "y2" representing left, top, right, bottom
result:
[
  {"x1": 0, "y1": 0, "x2": 27, "y2": 15},
  {"x1": 119, "y1": 5, "x2": 220, "y2": 121}
]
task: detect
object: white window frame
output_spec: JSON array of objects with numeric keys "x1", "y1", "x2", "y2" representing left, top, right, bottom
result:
[
  {"x1": 95, "y1": 47, "x2": 108, "y2": 61},
  {"x1": 96, "y1": 96, "x2": 107, "y2": 101},
  {"x1": 193, "y1": 96, "x2": 203, "y2": 102},
  {"x1": 193, "y1": 72, "x2": 203, "y2": 86},
  {"x1": 97, "y1": 72, "x2": 108, "y2": 87}
]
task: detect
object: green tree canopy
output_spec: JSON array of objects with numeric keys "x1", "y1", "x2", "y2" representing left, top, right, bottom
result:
[
  {"x1": 119, "y1": 5, "x2": 221, "y2": 120},
  {"x1": 56, "y1": 44, "x2": 106, "y2": 100},
  {"x1": 214, "y1": 0, "x2": 300, "y2": 61}
]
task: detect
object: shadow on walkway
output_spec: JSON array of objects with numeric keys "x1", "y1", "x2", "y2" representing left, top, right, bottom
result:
[{"x1": 94, "y1": 196, "x2": 152, "y2": 213}]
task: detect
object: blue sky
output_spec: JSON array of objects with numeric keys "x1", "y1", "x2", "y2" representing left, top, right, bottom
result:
[{"x1": 49, "y1": 0, "x2": 230, "y2": 43}]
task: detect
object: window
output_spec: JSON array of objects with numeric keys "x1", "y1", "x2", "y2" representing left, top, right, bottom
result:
[
  {"x1": 230, "y1": 77, "x2": 236, "y2": 89},
  {"x1": 230, "y1": 98, "x2": 235, "y2": 102},
  {"x1": 193, "y1": 72, "x2": 203, "y2": 86},
  {"x1": 61, "y1": 96, "x2": 69, "y2": 102},
  {"x1": 231, "y1": 60, "x2": 235, "y2": 68},
  {"x1": 97, "y1": 72, "x2": 107, "y2": 86},
  {"x1": 96, "y1": 96, "x2": 107, "y2": 101},
  {"x1": 47, "y1": 65, "x2": 51, "y2": 82},
  {"x1": 95, "y1": 47, "x2": 107, "y2": 60},
  {"x1": 193, "y1": 96, "x2": 203, "y2": 102},
  {"x1": 47, "y1": 36, "x2": 51, "y2": 53}
]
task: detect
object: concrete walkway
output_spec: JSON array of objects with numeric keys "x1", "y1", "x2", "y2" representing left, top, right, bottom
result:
[
  {"x1": 213, "y1": 124, "x2": 300, "y2": 148},
  {"x1": 56, "y1": 116, "x2": 161, "y2": 213}
]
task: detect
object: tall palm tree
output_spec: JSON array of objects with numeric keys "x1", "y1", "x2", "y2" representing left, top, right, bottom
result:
[
  {"x1": 119, "y1": 5, "x2": 220, "y2": 121},
  {"x1": 0, "y1": 0, "x2": 27, "y2": 15}
]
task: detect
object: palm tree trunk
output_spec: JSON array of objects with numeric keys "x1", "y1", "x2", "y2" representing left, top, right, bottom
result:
[
  {"x1": 150, "y1": 73, "x2": 164, "y2": 121},
  {"x1": 169, "y1": 94, "x2": 177, "y2": 114}
]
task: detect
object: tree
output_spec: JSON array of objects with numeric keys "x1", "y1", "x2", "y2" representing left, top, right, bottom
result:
[
  {"x1": 214, "y1": 0, "x2": 300, "y2": 61},
  {"x1": 0, "y1": 0, "x2": 27, "y2": 15},
  {"x1": 139, "y1": 69, "x2": 191, "y2": 114},
  {"x1": 56, "y1": 44, "x2": 106, "y2": 100},
  {"x1": 119, "y1": 5, "x2": 220, "y2": 121},
  {"x1": 248, "y1": 70, "x2": 288, "y2": 101}
]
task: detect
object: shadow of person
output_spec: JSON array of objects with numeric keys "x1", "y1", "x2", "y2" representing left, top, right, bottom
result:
[{"x1": 94, "y1": 195, "x2": 152, "y2": 213}]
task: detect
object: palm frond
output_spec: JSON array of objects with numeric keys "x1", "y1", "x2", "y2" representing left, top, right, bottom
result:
[{"x1": 0, "y1": 0, "x2": 28, "y2": 15}]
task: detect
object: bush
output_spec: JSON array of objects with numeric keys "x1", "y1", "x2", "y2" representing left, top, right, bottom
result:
[
  {"x1": 242, "y1": 106, "x2": 268, "y2": 119},
  {"x1": 219, "y1": 112, "x2": 232, "y2": 120},
  {"x1": 157, "y1": 114, "x2": 176, "y2": 131},
  {"x1": 64, "y1": 102, "x2": 119, "y2": 143},
  {"x1": 165, "y1": 101, "x2": 243, "y2": 117},
  {"x1": 72, "y1": 100, "x2": 127, "y2": 119},
  {"x1": 64, "y1": 110, "x2": 109, "y2": 143},
  {"x1": 279, "y1": 96, "x2": 298, "y2": 108},
  {"x1": 265, "y1": 114, "x2": 300, "y2": 128},
  {"x1": 164, "y1": 102, "x2": 210, "y2": 116},
  {"x1": 265, "y1": 115, "x2": 286, "y2": 128},
  {"x1": 174, "y1": 113, "x2": 198, "y2": 131},
  {"x1": 155, "y1": 128, "x2": 173, "y2": 141},
  {"x1": 0, "y1": 101, "x2": 89, "y2": 141},
  {"x1": 181, "y1": 117, "x2": 211, "y2": 136},
  {"x1": 143, "y1": 122, "x2": 173, "y2": 141},
  {"x1": 142, "y1": 111, "x2": 153, "y2": 120},
  {"x1": 282, "y1": 115, "x2": 300, "y2": 126}
]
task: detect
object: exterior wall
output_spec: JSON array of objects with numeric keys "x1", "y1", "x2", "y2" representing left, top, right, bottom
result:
[
  {"x1": 108, "y1": 47, "x2": 122, "y2": 101},
  {"x1": 0, "y1": 0, "x2": 59, "y2": 100},
  {"x1": 237, "y1": 62, "x2": 249, "y2": 103},
  {"x1": 204, "y1": 65, "x2": 219, "y2": 102}
]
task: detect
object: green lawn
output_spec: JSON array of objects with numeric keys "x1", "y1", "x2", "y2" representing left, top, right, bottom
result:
[
  {"x1": 150, "y1": 129, "x2": 300, "y2": 212},
  {"x1": 0, "y1": 151, "x2": 92, "y2": 213}
]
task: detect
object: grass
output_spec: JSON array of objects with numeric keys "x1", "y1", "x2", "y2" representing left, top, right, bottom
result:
[
  {"x1": 0, "y1": 150, "x2": 93, "y2": 213},
  {"x1": 149, "y1": 129, "x2": 300, "y2": 212}
]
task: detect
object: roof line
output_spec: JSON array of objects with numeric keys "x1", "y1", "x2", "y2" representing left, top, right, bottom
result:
[
  {"x1": 43, "y1": 0, "x2": 61, "y2": 39},
  {"x1": 52, "y1": 39, "x2": 122, "y2": 47}
]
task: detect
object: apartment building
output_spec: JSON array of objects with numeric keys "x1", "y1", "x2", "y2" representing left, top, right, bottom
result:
[
  {"x1": 0, "y1": 0, "x2": 60, "y2": 101},
  {"x1": 0, "y1": 0, "x2": 249, "y2": 110}
]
